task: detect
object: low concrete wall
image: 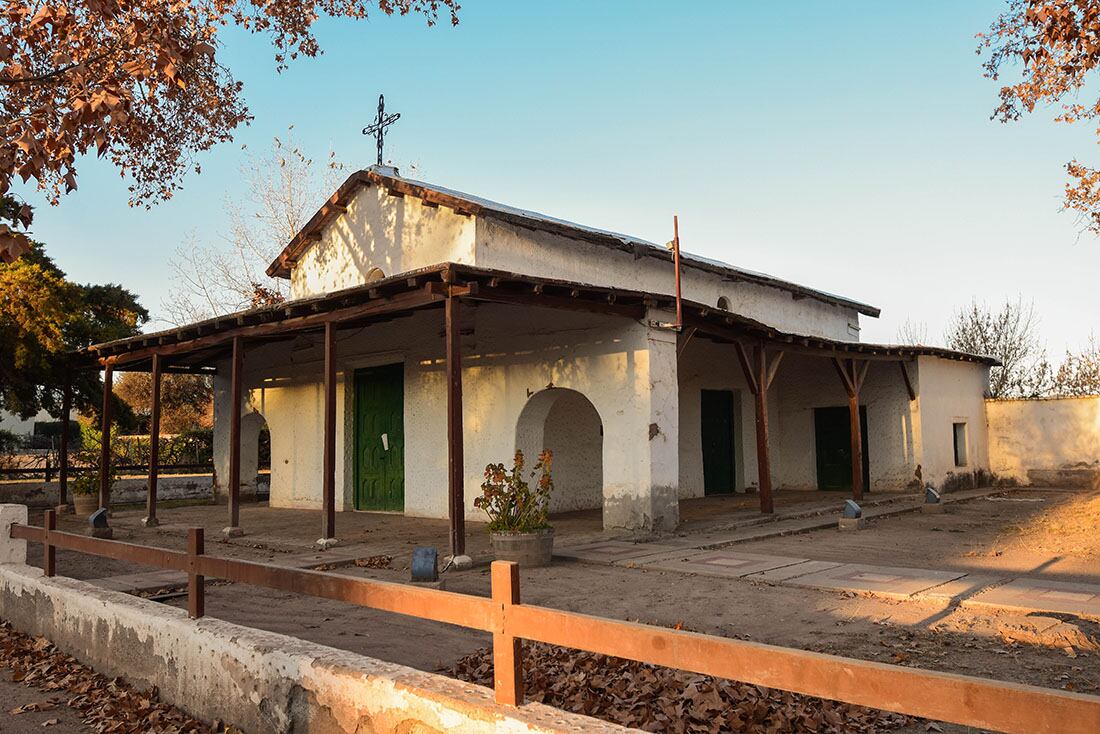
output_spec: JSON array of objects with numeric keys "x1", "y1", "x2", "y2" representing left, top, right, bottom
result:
[
  {"x1": 987, "y1": 396, "x2": 1100, "y2": 484},
  {"x1": 0, "y1": 506, "x2": 622, "y2": 733},
  {"x1": 0, "y1": 474, "x2": 268, "y2": 508}
]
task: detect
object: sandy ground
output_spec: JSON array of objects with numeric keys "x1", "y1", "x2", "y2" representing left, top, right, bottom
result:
[
  {"x1": 11, "y1": 488, "x2": 1100, "y2": 732},
  {"x1": 0, "y1": 670, "x2": 89, "y2": 733},
  {"x1": 732, "y1": 488, "x2": 1100, "y2": 583}
]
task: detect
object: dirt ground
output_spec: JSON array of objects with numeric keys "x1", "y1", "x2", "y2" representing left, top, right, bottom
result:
[
  {"x1": 13, "y1": 488, "x2": 1100, "y2": 732},
  {"x1": 733, "y1": 488, "x2": 1100, "y2": 583}
]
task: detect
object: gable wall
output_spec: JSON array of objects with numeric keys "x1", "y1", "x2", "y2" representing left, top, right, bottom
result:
[
  {"x1": 290, "y1": 186, "x2": 476, "y2": 299},
  {"x1": 474, "y1": 218, "x2": 863, "y2": 341}
]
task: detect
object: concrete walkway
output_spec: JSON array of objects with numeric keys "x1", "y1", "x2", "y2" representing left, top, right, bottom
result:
[
  {"x1": 554, "y1": 540, "x2": 1100, "y2": 621},
  {"x1": 555, "y1": 487, "x2": 1100, "y2": 622}
]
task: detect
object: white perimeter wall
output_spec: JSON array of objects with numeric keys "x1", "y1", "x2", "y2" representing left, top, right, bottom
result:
[
  {"x1": 213, "y1": 304, "x2": 680, "y2": 532},
  {"x1": 987, "y1": 396, "x2": 1100, "y2": 482},
  {"x1": 914, "y1": 357, "x2": 991, "y2": 488}
]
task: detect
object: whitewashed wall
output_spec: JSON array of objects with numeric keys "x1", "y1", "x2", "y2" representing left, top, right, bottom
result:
[
  {"x1": 770, "y1": 356, "x2": 919, "y2": 492},
  {"x1": 290, "y1": 185, "x2": 476, "y2": 299},
  {"x1": 677, "y1": 339, "x2": 765, "y2": 497},
  {"x1": 914, "y1": 357, "x2": 991, "y2": 489},
  {"x1": 474, "y1": 218, "x2": 864, "y2": 341},
  {"x1": 214, "y1": 304, "x2": 680, "y2": 532},
  {"x1": 284, "y1": 189, "x2": 868, "y2": 342},
  {"x1": 987, "y1": 396, "x2": 1100, "y2": 482}
]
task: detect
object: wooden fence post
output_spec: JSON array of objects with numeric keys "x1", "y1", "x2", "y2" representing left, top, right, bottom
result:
[
  {"x1": 491, "y1": 560, "x2": 524, "y2": 706},
  {"x1": 188, "y1": 527, "x2": 205, "y2": 619},
  {"x1": 43, "y1": 509, "x2": 55, "y2": 577}
]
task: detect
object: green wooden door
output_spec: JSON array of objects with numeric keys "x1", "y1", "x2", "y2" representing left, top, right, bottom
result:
[
  {"x1": 354, "y1": 363, "x2": 405, "y2": 511},
  {"x1": 701, "y1": 389, "x2": 735, "y2": 495},
  {"x1": 814, "y1": 406, "x2": 869, "y2": 492}
]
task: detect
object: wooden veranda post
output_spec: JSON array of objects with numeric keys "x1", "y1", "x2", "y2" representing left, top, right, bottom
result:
[
  {"x1": 187, "y1": 527, "x2": 205, "y2": 619},
  {"x1": 145, "y1": 353, "x2": 162, "y2": 526},
  {"x1": 57, "y1": 370, "x2": 72, "y2": 512},
  {"x1": 446, "y1": 292, "x2": 465, "y2": 557},
  {"x1": 833, "y1": 357, "x2": 869, "y2": 502},
  {"x1": 228, "y1": 336, "x2": 243, "y2": 534},
  {"x1": 735, "y1": 340, "x2": 782, "y2": 514},
  {"x1": 98, "y1": 362, "x2": 113, "y2": 510},
  {"x1": 322, "y1": 321, "x2": 337, "y2": 542}
]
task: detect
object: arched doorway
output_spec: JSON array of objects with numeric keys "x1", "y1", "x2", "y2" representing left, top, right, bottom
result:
[
  {"x1": 239, "y1": 410, "x2": 269, "y2": 501},
  {"x1": 515, "y1": 388, "x2": 603, "y2": 514}
]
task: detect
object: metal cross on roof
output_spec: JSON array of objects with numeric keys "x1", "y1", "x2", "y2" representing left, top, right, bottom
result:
[{"x1": 361, "y1": 94, "x2": 401, "y2": 166}]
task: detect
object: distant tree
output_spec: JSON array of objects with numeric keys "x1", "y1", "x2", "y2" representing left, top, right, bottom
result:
[
  {"x1": 895, "y1": 318, "x2": 931, "y2": 346},
  {"x1": 114, "y1": 371, "x2": 213, "y2": 434},
  {"x1": 1051, "y1": 336, "x2": 1100, "y2": 396},
  {"x1": 0, "y1": 241, "x2": 147, "y2": 420},
  {"x1": 944, "y1": 298, "x2": 1053, "y2": 398},
  {"x1": 163, "y1": 133, "x2": 344, "y2": 324},
  {"x1": 1, "y1": 0, "x2": 458, "y2": 207},
  {"x1": 980, "y1": 1, "x2": 1100, "y2": 233}
]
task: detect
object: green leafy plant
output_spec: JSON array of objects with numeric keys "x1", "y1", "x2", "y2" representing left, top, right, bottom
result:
[
  {"x1": 475, "y1": 450, "x2": 554, "y2": 533},
  {"x1": 71, "y1": 423, "x2": 116, "y2": 497}
]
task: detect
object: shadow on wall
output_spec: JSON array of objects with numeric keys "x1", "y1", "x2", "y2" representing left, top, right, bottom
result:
[{"x1": 515, "y1": 388, "x2": 603, "y2": 515}]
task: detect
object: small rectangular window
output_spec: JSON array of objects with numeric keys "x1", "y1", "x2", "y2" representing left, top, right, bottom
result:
[{"x1": 953, "y1": 422, "x2": 968, "y2": 467}]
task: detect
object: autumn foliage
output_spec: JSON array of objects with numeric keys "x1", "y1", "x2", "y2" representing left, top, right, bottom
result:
[
  {"x1": 0, "y1": 0, "x2": 458, "y2": 206},
  {"x1": 981, "y1": 0, "x2": 1100, "y2": 233}
]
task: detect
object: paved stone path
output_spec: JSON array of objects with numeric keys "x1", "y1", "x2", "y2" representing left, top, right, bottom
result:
[{"x1": 553, "y1": 488, "x2": 1100, "y2": 621}]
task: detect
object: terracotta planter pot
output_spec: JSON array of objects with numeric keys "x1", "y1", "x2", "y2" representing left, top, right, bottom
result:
[
  {"x1": 72, "y1": 494, "x2": 99, "y2": 517},
  {"x1": 489, "y1": 528, "x2": 554, "y2": 567}
]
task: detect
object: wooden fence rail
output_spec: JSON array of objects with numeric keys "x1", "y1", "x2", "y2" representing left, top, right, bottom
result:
[{"x1": 10, "y1": 511, "x2": 1100, "y2": 734}]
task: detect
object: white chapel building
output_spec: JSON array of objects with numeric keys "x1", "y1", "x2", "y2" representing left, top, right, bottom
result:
[{"x1": 89, "y1": 165, "x2": 995, "y2": 539}]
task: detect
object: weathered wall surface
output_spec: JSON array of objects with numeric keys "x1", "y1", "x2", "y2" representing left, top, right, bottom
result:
[
  {"x1": 0, "y1": 531, "x2": 626, "y2": 732},
  {"x1": 1, "y1": 474, "x2": 214, "y2": 508},
  {"x1": 290, "y1": 184, "x2": 476, "y2": 299},
  {"x1": 475, "y1": 218, "x2": 864, "y2": 342},
  {"x1": 677, "y1": 339, "x2": 764, "y2": 497},
  {"x1": 987, "y1": 396, "x2": 1100, "y2": 483},
  {"x1": 213, "y1": 304, "x2": 680, "y2": 532},
  {"x1": 772, "y1": 355, "x2": 919, "y2": 492},
  {"x1": 914, "y1": 357, "x2": 991, "y2": 489}
]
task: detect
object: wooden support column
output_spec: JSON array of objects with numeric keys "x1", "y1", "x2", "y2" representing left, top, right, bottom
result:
[
  {"x1": 832, "y1": 358, "x2": 869, "y2": 502},
  {"x1": 98, "y1": 362, "x2": 113, "y2": 510},
  {"x1": 144, "y1": 353, "x2": 162, "y2": 527},
  {"x1": 56, "y1": 370, "x2": 72, "y2": 512},
  {"x1": 321, "y1": 320, "x2": 337, "y2": 543},
  {"x1": 226, "y1": 336, "x2": 243, "y2": 535},
  {"x1": 735, "y1": 340, "x2": 783, "y2": 515},
  {"x1": 446, "y1": 293, "x2": 465, "y2": 557}
]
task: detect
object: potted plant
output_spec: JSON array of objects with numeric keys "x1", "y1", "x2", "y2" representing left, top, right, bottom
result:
[
  {"x1": 70, "y1": 471, "x2": 100, "y2": 515},
  {"x1": 70, "y1": 424, "x2": 113, "y2": 516},
  {"x1": 475, "y1": 449, "x2": 555, "y2": 567}
]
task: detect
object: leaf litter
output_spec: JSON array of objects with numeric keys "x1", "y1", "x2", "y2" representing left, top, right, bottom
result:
[
  {"x1": 450, "y1": 642, "x2": 911, "y2": 733},
  {"x1": 0, "y1": 621, "x2": 227, "y2": 733}
]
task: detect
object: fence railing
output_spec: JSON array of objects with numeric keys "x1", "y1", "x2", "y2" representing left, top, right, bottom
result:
[{"x1": 10, "y1": 511, "x2": 1100, "y2": 734}]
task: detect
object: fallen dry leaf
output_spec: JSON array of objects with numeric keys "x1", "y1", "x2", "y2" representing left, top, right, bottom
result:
[
  {"x1": 450, "y1": 642, "x2": 911, "y2": 733},
  {"x1": 0, "y1": 621, "x2": 212, "y2": 733}
]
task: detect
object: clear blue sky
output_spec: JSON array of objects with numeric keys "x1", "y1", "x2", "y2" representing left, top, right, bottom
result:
[{"x1": 14, "y1": 0, "x2": 1099, "y2": 354}]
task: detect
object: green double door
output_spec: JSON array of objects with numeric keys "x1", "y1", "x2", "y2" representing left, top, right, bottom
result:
[
  {"x1": 354, "y1": 364, "x2": 405, "y2": 511},
  {"x1": 814, "y1": 406, "x2": 869, "y2": 492}
]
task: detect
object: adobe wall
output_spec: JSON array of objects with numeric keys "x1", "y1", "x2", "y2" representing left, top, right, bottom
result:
[{"x1": 987, "y1": 396, "x2": 1100, "y2": 485}]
